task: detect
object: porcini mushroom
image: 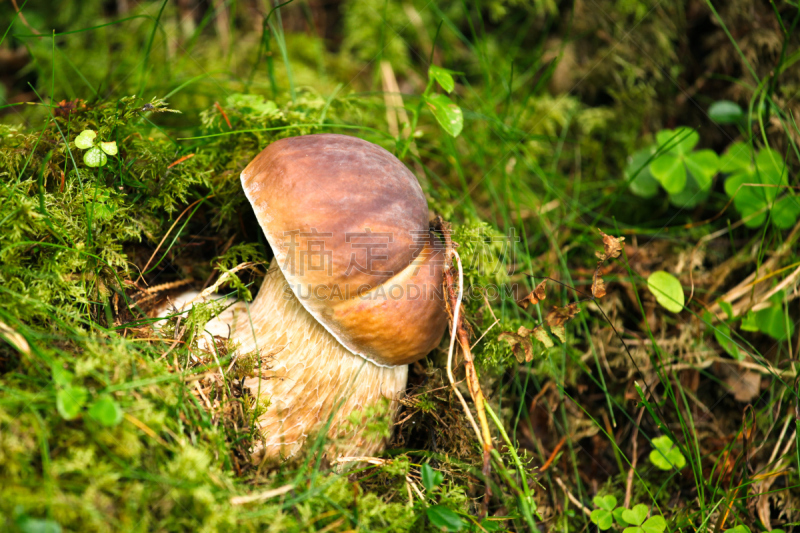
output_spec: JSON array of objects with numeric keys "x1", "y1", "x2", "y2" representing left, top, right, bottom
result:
[{"x1": 170, "y1": 134, "x2": 448, "y2": 460}]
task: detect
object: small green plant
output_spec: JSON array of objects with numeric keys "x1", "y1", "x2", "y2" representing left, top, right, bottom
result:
[
  {"x1": 620, "y1": 505, "x2": 667, "y2": 533},
  {"x1": 590, "y1": 495, "x2": 623, "y2": 530},
  {"x1": 704, "y1": 291, "x2": 795, "y2": 362},
  {"x1": 647, "y1": 271, "x2": 684, "y2": 313},
  {"x1": 52, "y1": 364, "x2": 123, "y2": 426},
  {"x1": 590, "y1": 498, "x2": 666, "y2": 533},
  {"x1": 73, "y1": 129, "x2": 118, "y2": 167},
  {"x1": 705, "y1": 301, "x2": 743, "y2": 361},
  {"x1": 626, "y1": 127, "x2": 719, "y2": 207},
  {"x1": 721, "y1": 142, "x2": 800, "y2": 229},
  {"x1": 649, "y1": 436, "x2": 686, "y2": 471},
  {"x1": 740, "y1": 292, "x2": 795, "y2": 341},
  {"x1": 424, "y1": 65, "x2": 463, "y2": 138},
  {"x1": 401, "y1": 64, "x2": 463, "y2": 158},
  {"x1": 421, "y1": 463, "x2": 464, "y2": 532},
  {"x1": 724, "y1": 526, "x2": 751, "y2": 533}
]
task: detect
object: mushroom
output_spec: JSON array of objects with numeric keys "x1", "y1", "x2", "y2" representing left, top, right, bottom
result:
[{"x1": 170, "y1": 134, "x2": 448, "y2": 460}]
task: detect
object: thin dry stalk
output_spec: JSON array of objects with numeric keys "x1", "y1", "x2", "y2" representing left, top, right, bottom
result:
[
  {"x1": 554, "y1": 476, "x2": 592, "y2": 517},
  {"x1": 624, "y1": 407, "x2": 645, "y2": 508},
  {"x1": 380, "y1": 60, "x2": 427, "y2": 185},
  {"x1": 439, "y1": 220, "x2": 494, "y2": 481},
  {"x1": 230, "y1": 484, "x2": 294, "y2": 505}
]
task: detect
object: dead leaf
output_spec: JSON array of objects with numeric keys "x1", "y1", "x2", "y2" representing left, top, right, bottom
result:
[
  {"x1": 592, "y1": 271, "x2": 607, "y2": 299},
  {"x1": 517, "y1": 280, "x2": 547, "y2": 309},
  {"x1": 0, "y1": 320, "x2": 30, "y2": 355},
  {"x1": 532, "y1": 326, "x2": 554, "y2": 348},
  {"x1": 545, "y1": 303, "x2": 580, "y2": 327},
  {"x1": 499, "y1": 326, "x2": 535, "y2": 362},
  {"x1": 597, "y1": 230, "x2": 625, "y2": 261},
  {"x1": 550, "y1": 325, "x2": 566, "y2": 343},
  {"x1": 727, "y1": 369, "x2": 761, "y2": 403}
]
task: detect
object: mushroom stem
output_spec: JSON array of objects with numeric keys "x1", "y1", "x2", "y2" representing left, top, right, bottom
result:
[{"x1": 208, "y1": 259, "x2": 408, "y2": 460}]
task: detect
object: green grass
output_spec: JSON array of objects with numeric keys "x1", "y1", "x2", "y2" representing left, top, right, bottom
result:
[{"x1": 1, "y1": 0, "x2": 800, "y2": 531}]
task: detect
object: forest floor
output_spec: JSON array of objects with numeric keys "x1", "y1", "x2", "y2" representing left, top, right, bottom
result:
[{"x1": 1, "y1": 0, "x2": 799, "y2": 531}]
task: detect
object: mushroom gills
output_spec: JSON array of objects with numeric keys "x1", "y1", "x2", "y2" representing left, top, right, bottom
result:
[{"x1": 170, "y1": 259, "x2": 408, "y2": 461}]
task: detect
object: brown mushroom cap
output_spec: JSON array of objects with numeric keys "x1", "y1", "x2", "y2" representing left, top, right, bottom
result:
[{"x1": 240, "y1": 134, "x2": 447, "y2": 366}]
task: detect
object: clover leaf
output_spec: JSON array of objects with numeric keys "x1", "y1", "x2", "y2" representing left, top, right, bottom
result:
[
  {"x1": 84, "y1": 147, "x2": 107, "y2": 168},
  {"x1": 100, "y1": 141, "x2": 118, "y2": 156},
  {"x1": 723, "y1": 144, "x2": 799, "y2": 229},
  {"x1": 621, "y1": 504, "x2": 649, "y2": 526},
  {"x1": 626, "y1": 148, "x2": 660, "y2": 198},
  {"x1": 649, "y1": 435, "x2": 686, "y2": 470},
  {"x1": 74, "y1": 129, "x2": 96, "y2": 149},
  {"x1": 620, "y1": 505, "x2": 666, "y2": 533},
  {"x1": 624, "y1": 516, "x2": 666, "y2": 533},
  {"x1": 590, "y1": 495, "x2": 617, "y2": 530},
  {"x1": 650, "y1": 127, "x2": 718, "y2": 198},
  {"x1": 73, "y1": 130, "x2": 117, "y2": 167},
  {"x1": 626, "y1": 127, "x2": 719, "y2": 207}
]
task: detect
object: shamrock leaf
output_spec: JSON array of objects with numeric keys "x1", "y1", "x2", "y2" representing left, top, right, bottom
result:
[
  {"x1": 614, "y1": 507, "x2": 630, "y2": 525},
  {"x1": 84, "y1": 147, "x2": 108, "y2": 168},
  {"x1": 74, "y1": 129, "x2": 96, "y2": 150},
  {"x1": 649, "y1": 127, "x2": 717, "y2": 196},
  {"x1": 626, "y1": 147, "x2": 660, "y2": 198},
  {"x1": 100, "y1": 141, "x2": 118, "y2": 156},
  {"x1": 724, "y1": 526, "x2": 751, "y2": 533},
  {"x1": 624, "y1": 515, "x2": 667, "y2": 533},
  {"x1": 719, "y1": 142, "x2": 752, "y2": 173},
  {"x1": 724, "y1": 147, "x2": 796, "y2": 228},
  {"x1": 668, "y1": 169, "x2": 709, "y2": 208},
  {"x1": 649, "y1": 435, "x2": 686, "y2": 470},
  {"x1": 593, "y1": 495, "x2": 617, "y2": 511},
  {"x1": 655, "y1": 127, "x2": 699, "y2": 155},
  {"x1": 590, "y1": 495, "x2": 617, "y2": 530},
  {"x1": 770, "y1": 195, "x2": 800, "y2": 229},
  {"x1": 683, "y1": 150, "x2": 719, "y2": 190},
  {"x1": 621, "y1": 504, "x2": 649, "y2": 526},
  {"x1": 650, "y1": 152, "x2": 685, "y2": 194}
]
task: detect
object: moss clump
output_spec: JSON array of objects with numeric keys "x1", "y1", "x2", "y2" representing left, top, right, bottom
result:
[{"x1": 0, "y1": 89, "x2": 432, "y2": 532}]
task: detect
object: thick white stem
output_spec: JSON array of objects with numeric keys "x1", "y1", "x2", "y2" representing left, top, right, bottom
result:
[{"x1": 198, "y1": 262, "x2": 408, "y2": 461}]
